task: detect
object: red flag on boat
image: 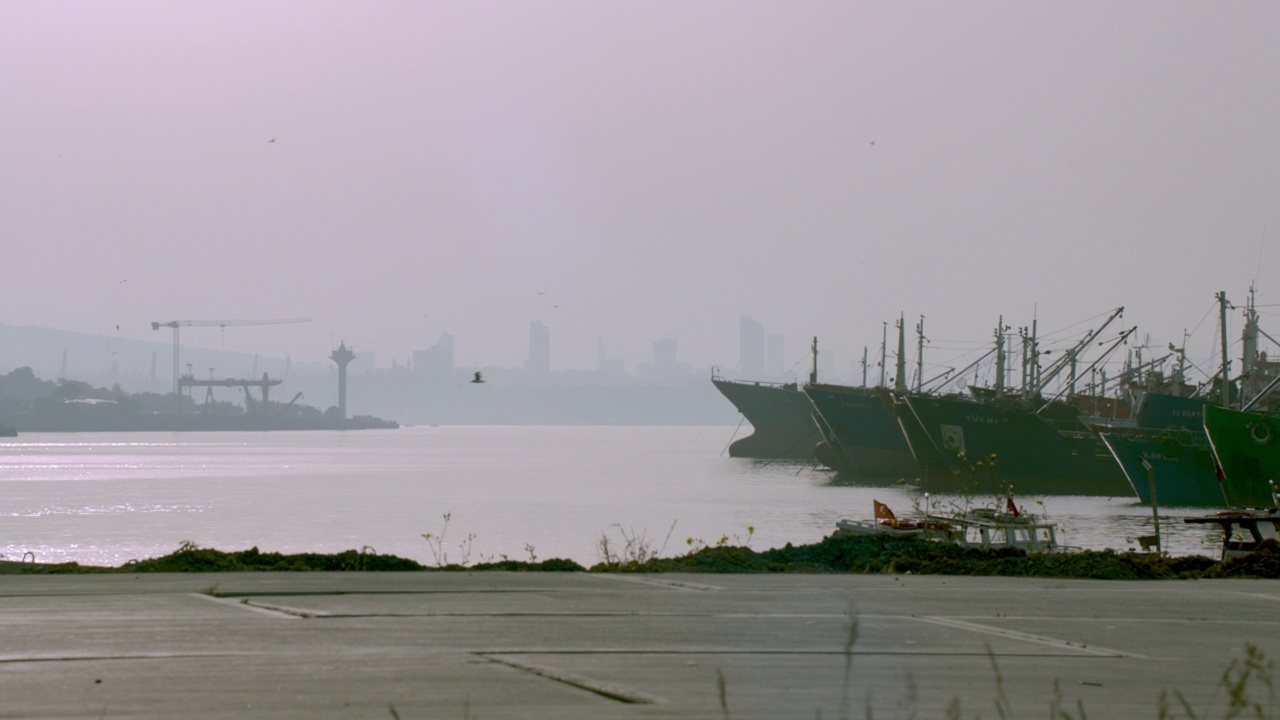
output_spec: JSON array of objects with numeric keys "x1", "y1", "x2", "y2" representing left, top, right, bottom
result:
[
  {"x1": 1005, "y1": 492, "x2": 1021, "y2": 517},
  {"x1": 874, "y1": 500, "x2": 896, "y2": 521}
]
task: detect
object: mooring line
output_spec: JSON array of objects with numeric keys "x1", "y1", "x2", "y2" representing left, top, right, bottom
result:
[{"x1": 721, "y1": 416, "x2": 746, "y2": 457}]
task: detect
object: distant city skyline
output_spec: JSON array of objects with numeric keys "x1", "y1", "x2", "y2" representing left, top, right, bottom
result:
[{"x1": 4, "y1": 2, "x2": 1280, "y2": 382}]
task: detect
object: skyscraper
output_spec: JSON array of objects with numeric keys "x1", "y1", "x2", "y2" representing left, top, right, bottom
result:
[
  {"x1": 739, "y1": 316, "x2": 765, "y2": 379},
  {"x1": 413, "y1": 333, "x2": 455, "y2": 377},
  {"x1": 524, "y1": 321, "x2": 551, "y2": 374},
  {"x1": 766, "y1": 332, "x2": 785, "y2": 378}
]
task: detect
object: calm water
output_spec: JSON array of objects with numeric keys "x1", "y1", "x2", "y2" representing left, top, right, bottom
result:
[{"x1": 0, "y1": 426, "x2": 1227, "y2": 567}]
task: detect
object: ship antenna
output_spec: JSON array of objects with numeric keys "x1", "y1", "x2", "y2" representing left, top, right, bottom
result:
[{"x1": 809, "y1": 337, "x2": 818, "y2": 385}]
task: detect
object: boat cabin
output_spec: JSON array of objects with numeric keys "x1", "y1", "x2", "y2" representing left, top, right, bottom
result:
[{"x1": 944, "y1": 508, "x2": 1063, "y2": 553}]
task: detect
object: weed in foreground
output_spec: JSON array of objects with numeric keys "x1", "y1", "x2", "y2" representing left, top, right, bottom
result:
[
  {"x1": 1160, "y1": 643, "x2": 1276, "y2": 719},
  {"x1": 840, "y1": 605, "x2": 858, "y2": 720},
  {"x1": 595, "y1": 521, "x2": 677, "y2": 569},
  {"x1": 421, "y1": 512, "x2": 475, "y2": 568},
  {"x1": 716, "y1": 609, "x2": 1274, "y2": 720},
  {"x1": 717, "y1": 667, "x2": 730, "y2": 720}
]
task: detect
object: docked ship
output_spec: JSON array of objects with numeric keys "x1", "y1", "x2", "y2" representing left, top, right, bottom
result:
[
  {"x1": 901, "y1": 392, "x2": 1133, "y2": 495},
  {"x1": 711, "y1": 376, "x2": 819, "y2": 460},
  {"x1": 803, "y1": 318, "x2": 919, "y2": 477},
  {"x1": 803, "y1": 315, "x2": 970, "y2": 478},
  {"x1": 711, "y1": 338, "x2": 823, "y2": 461},
  {"x1": 803, "y1": 383, "x2": 917, "y2": 477},
  {"x1": 1099, "y1": 430, "x2": 1224, "y2": 506},
  {"x1": 1102, "y1": 289, "x2": 1273, "y2": 507},
  {"x1": 1204, "y1": 292, "x2": 1280, "y2": 506},
  {"x1": 894, "y1": 308, "x2": 1135, "y2": 496},
  {"x1": 1098, "y1": 347, "x2": 1224, "y2": 507},
  {"x1": 1204, "y1": 404, "x2": 1280, "y2": 507}
]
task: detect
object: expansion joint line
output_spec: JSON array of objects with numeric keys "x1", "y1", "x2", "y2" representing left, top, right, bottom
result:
[
  {"x1": 480, "y1": 654, "x2": 663, "y2": 704},
  {"x1": 913, "y1": 616, "x2": 1144, "y2": 658}
]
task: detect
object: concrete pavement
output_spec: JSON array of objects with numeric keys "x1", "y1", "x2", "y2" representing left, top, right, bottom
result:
[{"x1": 0, "y1": 572, "x2": 1275, "y2": 718}]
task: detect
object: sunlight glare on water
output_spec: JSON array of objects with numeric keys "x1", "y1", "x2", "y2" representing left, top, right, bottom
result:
[{"x1": 0, "y1": 427, "x2": 1226, "y2": 567}]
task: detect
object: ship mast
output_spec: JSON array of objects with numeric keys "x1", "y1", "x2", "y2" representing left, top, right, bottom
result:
[
  {"x1": 879, "y1": 322, "x2": 888, "y2": 388},
  {"x1": 1033, "y1": 306, "x2": 1123, "y2": 398},
  {"x1": 1241, "y1": 284, "x2": 1259, "y2": 406},
  {"x1": 809, "y1": 337, "x2": 818, "y2": 385},
  {"x1": 994, "y1": 316, "x2": 1006, "y2": 394},
  {"x1": 915, "y1": 316, "x2": 926, "y2": 393},
  {"x1": 894, "y1": 314, "x2": 907, "y2": 393},
  {"x1": 1218, "y1": 291, "x2": 1231, "y2": 408},
  {"x1": 1028, "y1": 318, "x2": 1040, "y2": 398}
]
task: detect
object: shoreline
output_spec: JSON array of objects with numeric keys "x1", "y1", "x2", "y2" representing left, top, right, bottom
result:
[{"x1": 5, "y1": 533, "x2": 1276, "y2": 580}]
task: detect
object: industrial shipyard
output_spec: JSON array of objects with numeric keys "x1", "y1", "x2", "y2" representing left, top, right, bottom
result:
[
  {"x1": 0, "y1": 315, "x2": 754, "y2": 432},
  {"x1": 0, "y1": 318, "x2": 397, "y2": 433}
]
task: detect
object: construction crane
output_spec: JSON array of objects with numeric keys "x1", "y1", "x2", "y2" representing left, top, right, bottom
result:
[{"x1": 150, "y1": 318, "x2": 312, "y2": 402}]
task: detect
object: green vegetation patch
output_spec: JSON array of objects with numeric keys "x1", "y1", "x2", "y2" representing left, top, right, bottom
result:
[
  {"x1": 10, "y1": 535, "x2": 1280, "y2": 578},
  {"x1": 595, "y1": 533, "x2": 1249, "y2": 580},
  {"x1": 122, "y1": 542, "x2": 427, "y2": 573}
]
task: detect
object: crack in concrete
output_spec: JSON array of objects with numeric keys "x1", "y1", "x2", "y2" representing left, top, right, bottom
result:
[
  {"x1": 914, "y1": 616, "x2": 1145, "y2": 658},
  {"x1": 480, "y1": 653, "x2": 663, "y2": 704}
]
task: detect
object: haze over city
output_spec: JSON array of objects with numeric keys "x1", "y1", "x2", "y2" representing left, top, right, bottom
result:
[{"x1": 4, "y1": 2, "x2": 1280, "y2": 383}]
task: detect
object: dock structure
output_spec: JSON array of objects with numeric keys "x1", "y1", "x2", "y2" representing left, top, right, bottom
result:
[{"x1": 179, "y1": 372, "x2": 282, "y2": 414}]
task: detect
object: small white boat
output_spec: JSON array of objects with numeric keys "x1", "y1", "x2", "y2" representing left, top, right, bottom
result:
[
  {"x1": 837, "y1": 495, "x2": 1073, "y2": 554},
  {"x1": 835, "y1": 500, "x2": 957, "y2": 540}
]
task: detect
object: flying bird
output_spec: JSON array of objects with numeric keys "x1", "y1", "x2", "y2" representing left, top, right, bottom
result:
[
  {"x1": 268, "y1": 138, "x2": 276, "y2": 143},
  {"x1": 471, "y1": 371, "x2": 484, "y2": 384}
]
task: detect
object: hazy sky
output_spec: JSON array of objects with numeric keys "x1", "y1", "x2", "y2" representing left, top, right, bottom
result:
[{"x1": 4, "y1": 2, "x2": 1280, "y2": 381}]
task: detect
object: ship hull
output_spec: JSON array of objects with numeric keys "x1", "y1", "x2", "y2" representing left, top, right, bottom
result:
[
  {"x1": 1099, "y1": 431, "x2": 1225, "y2": 506},
  {"x1": 1134, "y1": 392, "x2": 1213, "y2": 430},
  {"x1": 900, "y1": 394, "x2": 1133, "y2": 496},
  {"x1": 1203, "y1": 405, "x2": 1280, "y2": 507},
  {"x1": 803, "y1": 384, "x2": 917, "y2": 477},
  {"x1": 711, "y1": 378, "x2": 819, "y2": 461}
]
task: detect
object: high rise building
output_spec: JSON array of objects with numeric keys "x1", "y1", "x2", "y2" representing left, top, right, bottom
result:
[
  {"x1": 636, "y1": 337, "x2": 691, "y2": 382},
  {"x1": 524, "y1": 321, "x2": 550, "y2": 374},
  {"x1": 766, "y1": 332, "x2": 785, "y2": 378},
  {"x1": 739, "y1": 316, "x2": 765, "y2": 379},
  {"x1": 596, "y1": 335, "x2": 624, "y2": 376},
  {"x1": 413, "y1": 333, "x2": 455, "y2": 377}
]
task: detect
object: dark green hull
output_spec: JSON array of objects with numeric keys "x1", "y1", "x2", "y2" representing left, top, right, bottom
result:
[
  {"x1": 803, "y1": 384, "x2": 917, "y2": 477},
  {"x1": 1204, "y1": 405, "x2": 1280, "y2": 507},
  {"x1": 1099, "y1": 430, "x2": 1226, "y2": 507},
  {"x1": 901, "y1": 394, "x2": 1133, "y2": 496},
  {"x1": 711, "y1": 378, "x2": 820, "y2": 461}
]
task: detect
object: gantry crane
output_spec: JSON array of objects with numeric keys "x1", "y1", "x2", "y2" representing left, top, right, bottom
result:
[{"x1": 150, "y1": 318, "x2": 312, "y2": 403}]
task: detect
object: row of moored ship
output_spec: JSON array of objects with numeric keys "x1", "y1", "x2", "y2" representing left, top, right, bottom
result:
[{"x1": 712, "y1": 290, "x2": 1280, "y2": 511}]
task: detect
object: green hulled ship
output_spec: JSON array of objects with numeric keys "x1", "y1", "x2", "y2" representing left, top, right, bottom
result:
[{"x1": 1204, "y1": 404, "x2": 1280, "y2": 507}]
